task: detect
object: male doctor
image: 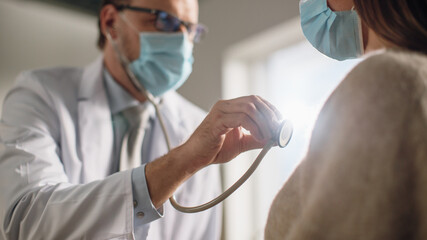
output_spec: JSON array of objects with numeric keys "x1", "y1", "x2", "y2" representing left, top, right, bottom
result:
[{"x1": 0, "y1": 0, "x2": 281, "y2": 239}]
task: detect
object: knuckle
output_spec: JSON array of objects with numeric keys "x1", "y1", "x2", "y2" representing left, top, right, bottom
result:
[
  {"x1": 207, "y1": 109, "x2": 222, "y2": 121},
  {"x1": 213, "y1": 100, "x2": 224, "y2": 108},
  {"x1": 243, "y1": 103, "x2": 257, "y2": 115},
  {"x1": 249, "y1": 95, "x2": 258, "y2": 102},
  {"x1": 212, "y1": 101, "x2": 226, "y2": 113}
]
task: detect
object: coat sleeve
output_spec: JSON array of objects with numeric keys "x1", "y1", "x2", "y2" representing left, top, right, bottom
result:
[{"x1": 0, "y1": 72, "x2": 135, "y2": 240}]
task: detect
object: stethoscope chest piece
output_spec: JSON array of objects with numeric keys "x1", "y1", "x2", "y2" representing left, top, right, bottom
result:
[{"x1": 278, "y1": 120, "x2": 293, "y2": 148}]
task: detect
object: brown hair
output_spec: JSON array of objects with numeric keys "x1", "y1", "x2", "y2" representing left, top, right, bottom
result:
[
  {"x1": 97, "y1": 0, "x2": 130, "y2": 49},
  {"x1": 353, "y1": 0, "x2": 427, "y2": 54}
]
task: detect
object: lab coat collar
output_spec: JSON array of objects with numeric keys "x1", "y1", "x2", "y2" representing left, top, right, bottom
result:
[
  {"x1": 77, "y1": 55, "x2": 114, "y2": 181},
  {"x1": 157, "y1": 91, "x2": 190, "y2": 145},
  {"x1": 160, "y1": 91, "x2": 185, "y2": 125},
  {"x1": 78, "y1": 55, "x2": 105, "y2": 101},
  {"x1": 102, "y1": 68, "x2": 139, "y2": 115},
  {"x1": 146, "y1": 91, "x2": 191, "y2": 161}
]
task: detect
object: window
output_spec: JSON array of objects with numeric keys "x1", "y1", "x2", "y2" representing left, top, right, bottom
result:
[{"x1": 222, "y1": 18, "x2": 360, "y2": 240}]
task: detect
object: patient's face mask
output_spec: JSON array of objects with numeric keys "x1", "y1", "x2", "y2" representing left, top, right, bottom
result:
[
  {"x1": 299, "y1": 0, "x2": 364, "y2": 61},
  {"x1": 120, "y1": 15, "x2": 194, "y2": 96}
]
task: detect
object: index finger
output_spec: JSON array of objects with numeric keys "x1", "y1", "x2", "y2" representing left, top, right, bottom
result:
[
  {"x1": 257, "y1": 96, "x2": 283, "y2": 121},
  {"x1": 251, "y1": 96, "x2": 281, "y2": 137}
]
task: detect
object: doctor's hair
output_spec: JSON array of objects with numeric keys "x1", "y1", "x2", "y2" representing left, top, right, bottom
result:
[
  {"x1": 353, "y1": 0, "x2": 427, "y2": 55},
  {"x1": 97, "y1": 0, "x2": 130, "y2": 49}
]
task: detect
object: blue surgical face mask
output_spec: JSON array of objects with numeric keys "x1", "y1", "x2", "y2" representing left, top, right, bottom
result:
[
  {"x1": 119, "y1": 15, "x2": 194, "y2": 97},
  {"x1": 299, "y1": 0, "x2": 364, "y2": 61},
  {"x1": 130, "y1": 32, "x2": 194, "y2": 96}
]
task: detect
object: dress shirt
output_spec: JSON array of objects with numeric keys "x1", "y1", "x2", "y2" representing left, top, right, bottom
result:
[{"x1": 103, "y1": 69, "x2": 163, "y2": 236}]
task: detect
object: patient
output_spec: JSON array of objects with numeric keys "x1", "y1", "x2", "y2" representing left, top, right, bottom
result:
[{"x1": 265, "y1": 0, "x2": 427, "y2": 239}]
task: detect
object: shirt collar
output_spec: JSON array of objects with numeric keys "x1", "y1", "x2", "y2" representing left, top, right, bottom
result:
[
  {"x1": 103, "y1": 68, "x2": 142, "y2": 115},
  {"x1": 103, "y1": 67, "x2": 173, "y2": 121}
]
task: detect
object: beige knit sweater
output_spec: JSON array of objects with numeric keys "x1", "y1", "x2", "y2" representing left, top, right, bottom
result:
[{"x1": 265, "y1": 49, "x2": 427, "y2": 240}]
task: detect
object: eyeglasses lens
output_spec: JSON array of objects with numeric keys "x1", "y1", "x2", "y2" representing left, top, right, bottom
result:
[
  {"x1": 156, "y1": 12, "x2": 181, "y2": 32},
  {"x1": 155, "y1": 11, "x2": 207, "y2": 42}
]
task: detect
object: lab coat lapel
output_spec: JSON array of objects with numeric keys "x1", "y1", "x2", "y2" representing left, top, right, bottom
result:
[
  {"x1": 149, "y1": 92, "x2": 189, "y2": 161},
  {"x1": 77, "y1": 56, "x2": 114, "y2": 182}
]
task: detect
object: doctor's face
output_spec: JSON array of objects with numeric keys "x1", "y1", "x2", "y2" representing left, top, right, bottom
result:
[{"x1": 117, "y1": 0, "x2": 199, "y2": 61}]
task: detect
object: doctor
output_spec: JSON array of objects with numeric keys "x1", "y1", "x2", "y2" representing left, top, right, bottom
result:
[{"x1": 0, "y1": 0, "x2": 281, "y2": 239}]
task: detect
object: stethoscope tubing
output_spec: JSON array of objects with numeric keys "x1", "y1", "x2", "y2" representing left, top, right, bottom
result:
[
  {"x1": 107, "y1": 31, "x2": 282, "y2": 213},
  {"x1": 169, "y1": 139, "x2": 275, "y2": 213}
]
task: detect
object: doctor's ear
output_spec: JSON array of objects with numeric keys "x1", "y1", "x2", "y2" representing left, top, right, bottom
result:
[
  {"x1": 100, "y1": 4, "x2": 120, "y2": 39},
  {"x1": 105, "y1": 28, "x2": 117, "y2": 44},
  {"x1": 106, "y1": 25, "x2": 118, "y2": 39}
]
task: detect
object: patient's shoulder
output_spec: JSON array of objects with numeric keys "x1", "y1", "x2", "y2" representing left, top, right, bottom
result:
[
  {"x1": 355, "y1": 49, "x2": 426, "y2": 70},
  {"x1": 310, "y1": 50, "x2": 427, "y2": 155},
  {"x1": 329, "y1": 50, "x2": 426, "y2": 113},
  {"x1": 344, "y1": 50, "x2": 427, "y2": 96}
]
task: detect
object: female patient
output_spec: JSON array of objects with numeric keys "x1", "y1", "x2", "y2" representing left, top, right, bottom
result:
[{"x1": 265, "y1": 0, "x2": 427, "y2": 239}]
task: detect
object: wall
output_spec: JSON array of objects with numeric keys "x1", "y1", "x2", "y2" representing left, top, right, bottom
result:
[
  {"x1": 182, "y1": 0, "x2": 299, "y2": 110},
  {"x1": 0, "y1": 0, "x2": 100, "y2": 114},
  {"x1": 188, "y1": 1, "x2": 300, "y2": 239},
  {"x1": 0, "y1": 0, "x2": 299, "y2": 112},
  {"x1": 221, "y1": 17, "x2": 305, "y2": 240}
]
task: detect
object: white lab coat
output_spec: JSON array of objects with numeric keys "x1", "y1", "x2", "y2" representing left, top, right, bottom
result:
[{"x1": 0, "y1": 56, "x2": 221, "y2": 240}]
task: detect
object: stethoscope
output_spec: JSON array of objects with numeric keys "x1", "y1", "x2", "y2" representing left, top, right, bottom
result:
[{"x1": 106, "y1": 31, "x2": 293, "y2": 213}]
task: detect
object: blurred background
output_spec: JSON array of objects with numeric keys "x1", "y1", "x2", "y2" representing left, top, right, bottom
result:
[{"x1": 0, "y1": 0, "x2": 360, "y2": 239}]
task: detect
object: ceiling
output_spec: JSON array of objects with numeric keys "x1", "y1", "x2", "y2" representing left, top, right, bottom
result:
[
  {"x1": 23, "y1": 0, "x2": 204, "y2": 16},
  {"x1": 24, "y1": 0, "x2": 101, "y2": 15}
]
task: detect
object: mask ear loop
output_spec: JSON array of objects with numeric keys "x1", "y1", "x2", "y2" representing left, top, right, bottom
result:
[{"x1": 119, "y1": 12, "x2": 142, "y2": 35}]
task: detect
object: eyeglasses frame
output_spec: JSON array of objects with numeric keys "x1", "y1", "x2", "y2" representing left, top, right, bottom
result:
[{"x1": 115, "y1": 5, "x2": 207, "y2": 42}]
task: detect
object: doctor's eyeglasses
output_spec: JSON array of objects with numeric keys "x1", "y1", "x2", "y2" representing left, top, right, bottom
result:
[{"x1": 115, "y1": 5, "x2": 208, "y2": 43}]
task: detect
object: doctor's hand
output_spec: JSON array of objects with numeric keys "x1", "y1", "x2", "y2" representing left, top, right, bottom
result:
[
  {"x1": 145, "y1": 95, "x2": 282, "y2": 208},
  {"x1": 182, "y1": 95, "x2": 282, "y2": 171}
]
